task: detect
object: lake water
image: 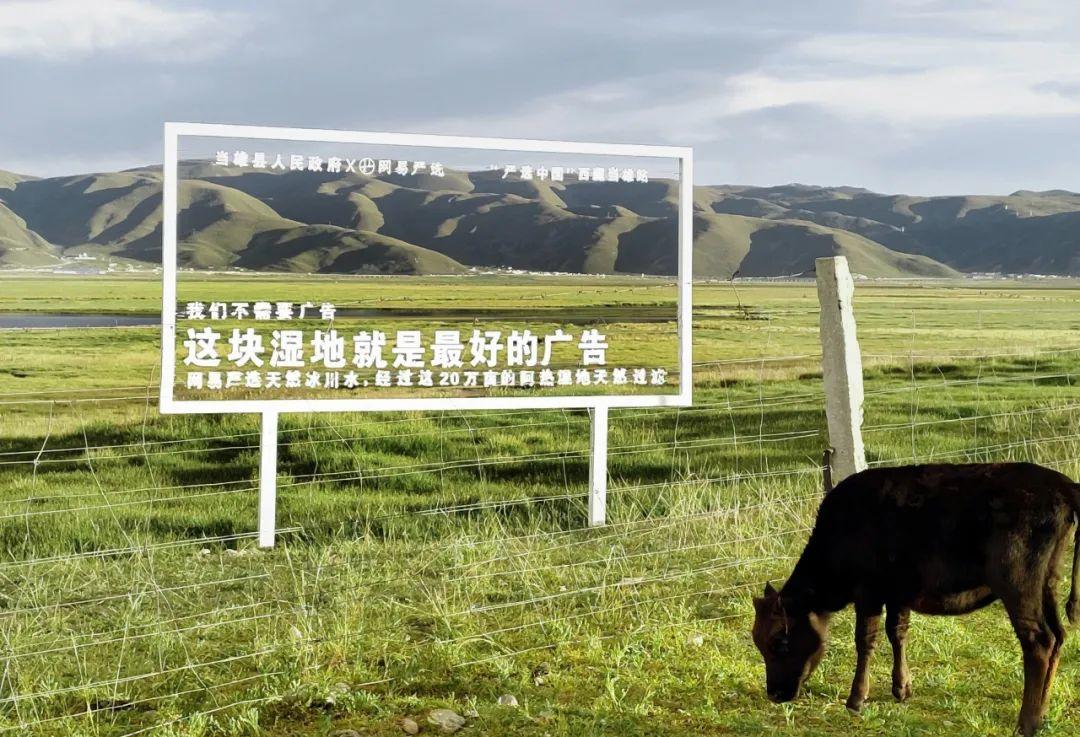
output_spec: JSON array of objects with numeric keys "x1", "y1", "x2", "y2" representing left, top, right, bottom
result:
[{"x1": 0, "y1": 313, "x2": 160, "y2": 329}]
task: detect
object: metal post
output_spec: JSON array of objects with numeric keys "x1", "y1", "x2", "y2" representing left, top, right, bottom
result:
[
  {"x1": 588, "y1": 406, "x2": 609, "y2": 526},
  {"x1": 815, "y1": 256, "x2": 867, "y2": 484},
  {"x1": 258, "y1": 410, "x2": 279, "y2": 548}
]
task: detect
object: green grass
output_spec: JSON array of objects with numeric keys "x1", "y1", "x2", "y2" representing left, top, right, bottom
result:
[{"x1": 0, "y1": 274, "x2": 1079, "y2": 736}]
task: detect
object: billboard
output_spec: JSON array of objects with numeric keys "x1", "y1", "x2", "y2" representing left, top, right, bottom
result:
[{"x1": 160, "y1": 123, "x2": 692, "y2": 414}]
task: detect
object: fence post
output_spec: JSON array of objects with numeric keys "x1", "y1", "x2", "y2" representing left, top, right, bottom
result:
[
  {"x1": 588, "y1": 406, "x2": 608, "y2": 526},
  {"x1": 815, "y1": 256, "x2": 867, "y2": 484},
  {"x1": 258, "y1": 410, "x2": 279, "y2": 548}
]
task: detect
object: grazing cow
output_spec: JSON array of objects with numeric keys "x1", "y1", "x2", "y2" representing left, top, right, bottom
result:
[{"x1": 752, "y1": 462, "x2": 1080, "y2": 736}]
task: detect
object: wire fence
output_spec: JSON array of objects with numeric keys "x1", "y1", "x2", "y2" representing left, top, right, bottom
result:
[{"x1": 1, "y1": 306, "x2": 1080, "y2": 735}]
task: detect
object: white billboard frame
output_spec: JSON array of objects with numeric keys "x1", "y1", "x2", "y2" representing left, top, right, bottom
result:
[{"x1": 159, "y1": 122, "x2": 693, "y2": 544}]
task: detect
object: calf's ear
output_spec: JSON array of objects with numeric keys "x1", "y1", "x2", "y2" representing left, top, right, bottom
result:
[{"x1": 763, "y1": 582, "x2": 778, "y2": 597}]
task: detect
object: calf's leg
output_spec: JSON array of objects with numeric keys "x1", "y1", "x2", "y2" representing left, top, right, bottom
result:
[
  {"x1": 1039, "y1": 523, "x2": 1073, "y2": 709},
  {"x1": 885, "y1": 606, "x2": 912, "y2": 702},
  {"x1": 1040, "y1": 587, "x2": 1066, "y2": 707},
  {"x1": 846, "y1": 603, "x2": 882, "y2": 713},
  {"x1": 1006, "y1": 608, "x2": 1054, "y2": 737},
  {"x1": 999, "y1": 523, "x2": 1071, "y2": 735}
]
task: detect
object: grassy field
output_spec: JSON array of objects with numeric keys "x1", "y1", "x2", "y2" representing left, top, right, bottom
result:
[{"x1": 0, "y1": 273, "x2": 1079, "y2": 736}]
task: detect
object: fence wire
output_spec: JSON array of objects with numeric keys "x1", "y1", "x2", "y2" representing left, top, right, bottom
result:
[{"x1": 1, "y1": 304, "x2": 1079, "y2": 735}]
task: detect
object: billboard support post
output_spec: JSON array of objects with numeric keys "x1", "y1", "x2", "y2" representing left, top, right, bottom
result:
[
  {"x1": 258, "y1": 410, "x2": 279, "y2": 548},
  {"x1": 588, "y1": 406, "x2": 609, "y2": 526}
]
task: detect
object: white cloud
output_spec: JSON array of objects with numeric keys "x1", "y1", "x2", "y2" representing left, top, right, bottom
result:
[
  {"x1": 0, "y1": 0, "x2": 236, "y2": 60},
  {"x1": 414, "y1": 24, "x2": 1080, "y2": 148},
  {"x1": 746, "y1": 33, "x2": 1080, "y2": 123},
  {"x1": 890, "y1": 0, "x2": 1080, "y2": 36},
  {"x1": 722, "y1": 64, "x2": 1080, "y2": 124},
  {"x1": 399, "y1": 10, "x2": 1080, "y2": 193},
  {"x1": 3, "y1": 0, "x2": 1078, "y2": 194}
]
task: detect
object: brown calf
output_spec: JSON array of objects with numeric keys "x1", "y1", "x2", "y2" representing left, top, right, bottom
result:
[{"x1": 752, "y1": 462, "x2": 1080, "y2": 736}]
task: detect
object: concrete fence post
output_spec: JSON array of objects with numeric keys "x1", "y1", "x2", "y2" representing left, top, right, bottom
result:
[
  {"x1": 588, "y1": 406, "x2": 609, "y2": 526},
  {"x1": 815, "y1": 256, "x2": 867, "y2": 484},
  {"x1": 258, "y1": 410, "x2": 279, "y2": 548}
]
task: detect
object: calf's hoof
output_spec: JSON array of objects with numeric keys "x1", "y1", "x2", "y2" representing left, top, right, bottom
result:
[
  {"x1": 1016, "y1": 716, "x2": 1042, "y2": 737},
  {"x1": 892, "y1": 681, "x2": 912, "y2": 702},
  {"x1": 845, "y1": 696, "x2": 864, "y2": 714}
]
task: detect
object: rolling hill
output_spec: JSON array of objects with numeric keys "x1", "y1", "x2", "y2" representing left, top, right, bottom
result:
[
  {"x1": 0, "y1": 169, "x2": 35, "y2": 191},
  {"x1": 703, "y1": 184, "x2": 1080, "y2": 275},
  {"x1": 0, "y1": 168, "x2": 462, "y2": 275},
  {"x1": 0, "y1": 200, "x2": 58, "y2": 267},
  {"x1": 0, "y1": 164, "x2": 1074, "y2": 277},
  {"x1": 612, "y1": 213, "x2": 957, "y2": 278}
]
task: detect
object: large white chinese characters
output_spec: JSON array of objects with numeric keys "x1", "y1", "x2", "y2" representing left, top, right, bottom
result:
[{"x1": 180, "y1": 301, "x2": 668, "y2": 395}]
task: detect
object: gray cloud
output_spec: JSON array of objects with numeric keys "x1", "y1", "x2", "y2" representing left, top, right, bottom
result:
[{"x1": 1, "y1": 0, "x2": 1077, "y2": 194}]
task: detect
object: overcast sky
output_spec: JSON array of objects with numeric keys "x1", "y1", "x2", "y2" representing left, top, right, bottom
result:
[{"x1": 1, "y1": 0, "x2": 1078, "y2": 194}]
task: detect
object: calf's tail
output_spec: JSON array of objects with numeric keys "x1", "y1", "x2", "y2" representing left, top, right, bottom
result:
[{"x1": 1068, "y1": 483, "x2": 1080, "y2": 624}]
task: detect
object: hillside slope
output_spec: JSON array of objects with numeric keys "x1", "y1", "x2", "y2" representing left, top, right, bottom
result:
[
  {"x1": 612, "y1": 213, "x2": 958, "y2": 278},
  {"x1": 175, "y1": 166, "x2": 960, "y2": 278},
  {"x1": 0, "y1": 169, "x2": 36, "y2": 191},
  {"x1": 2, "y1": 162, "x2": 1069, "y2": 277},
  {"x1": 0, "y1": 201, "x2": 58, "y2": 267},
  {"x1": 0, "y1": 171, "x2": 468, "y2": 276},
  {"x1": 704, "y1": 185, "x2": 1080, "y2": 275}
]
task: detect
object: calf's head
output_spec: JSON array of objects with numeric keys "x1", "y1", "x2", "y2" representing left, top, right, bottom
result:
[{"x1": 752, "y1": 582, "x2": 829, "y2": 703}]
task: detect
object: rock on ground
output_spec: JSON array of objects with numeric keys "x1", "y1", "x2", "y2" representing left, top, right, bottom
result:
[{"x1": 428, "y1": 708, "x2": 467, "y2": 733}]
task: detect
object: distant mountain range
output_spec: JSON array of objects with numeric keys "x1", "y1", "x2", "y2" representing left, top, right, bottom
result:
[{"x1": 2, "y1": 162, "x2": 1078, "y2": 278}]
